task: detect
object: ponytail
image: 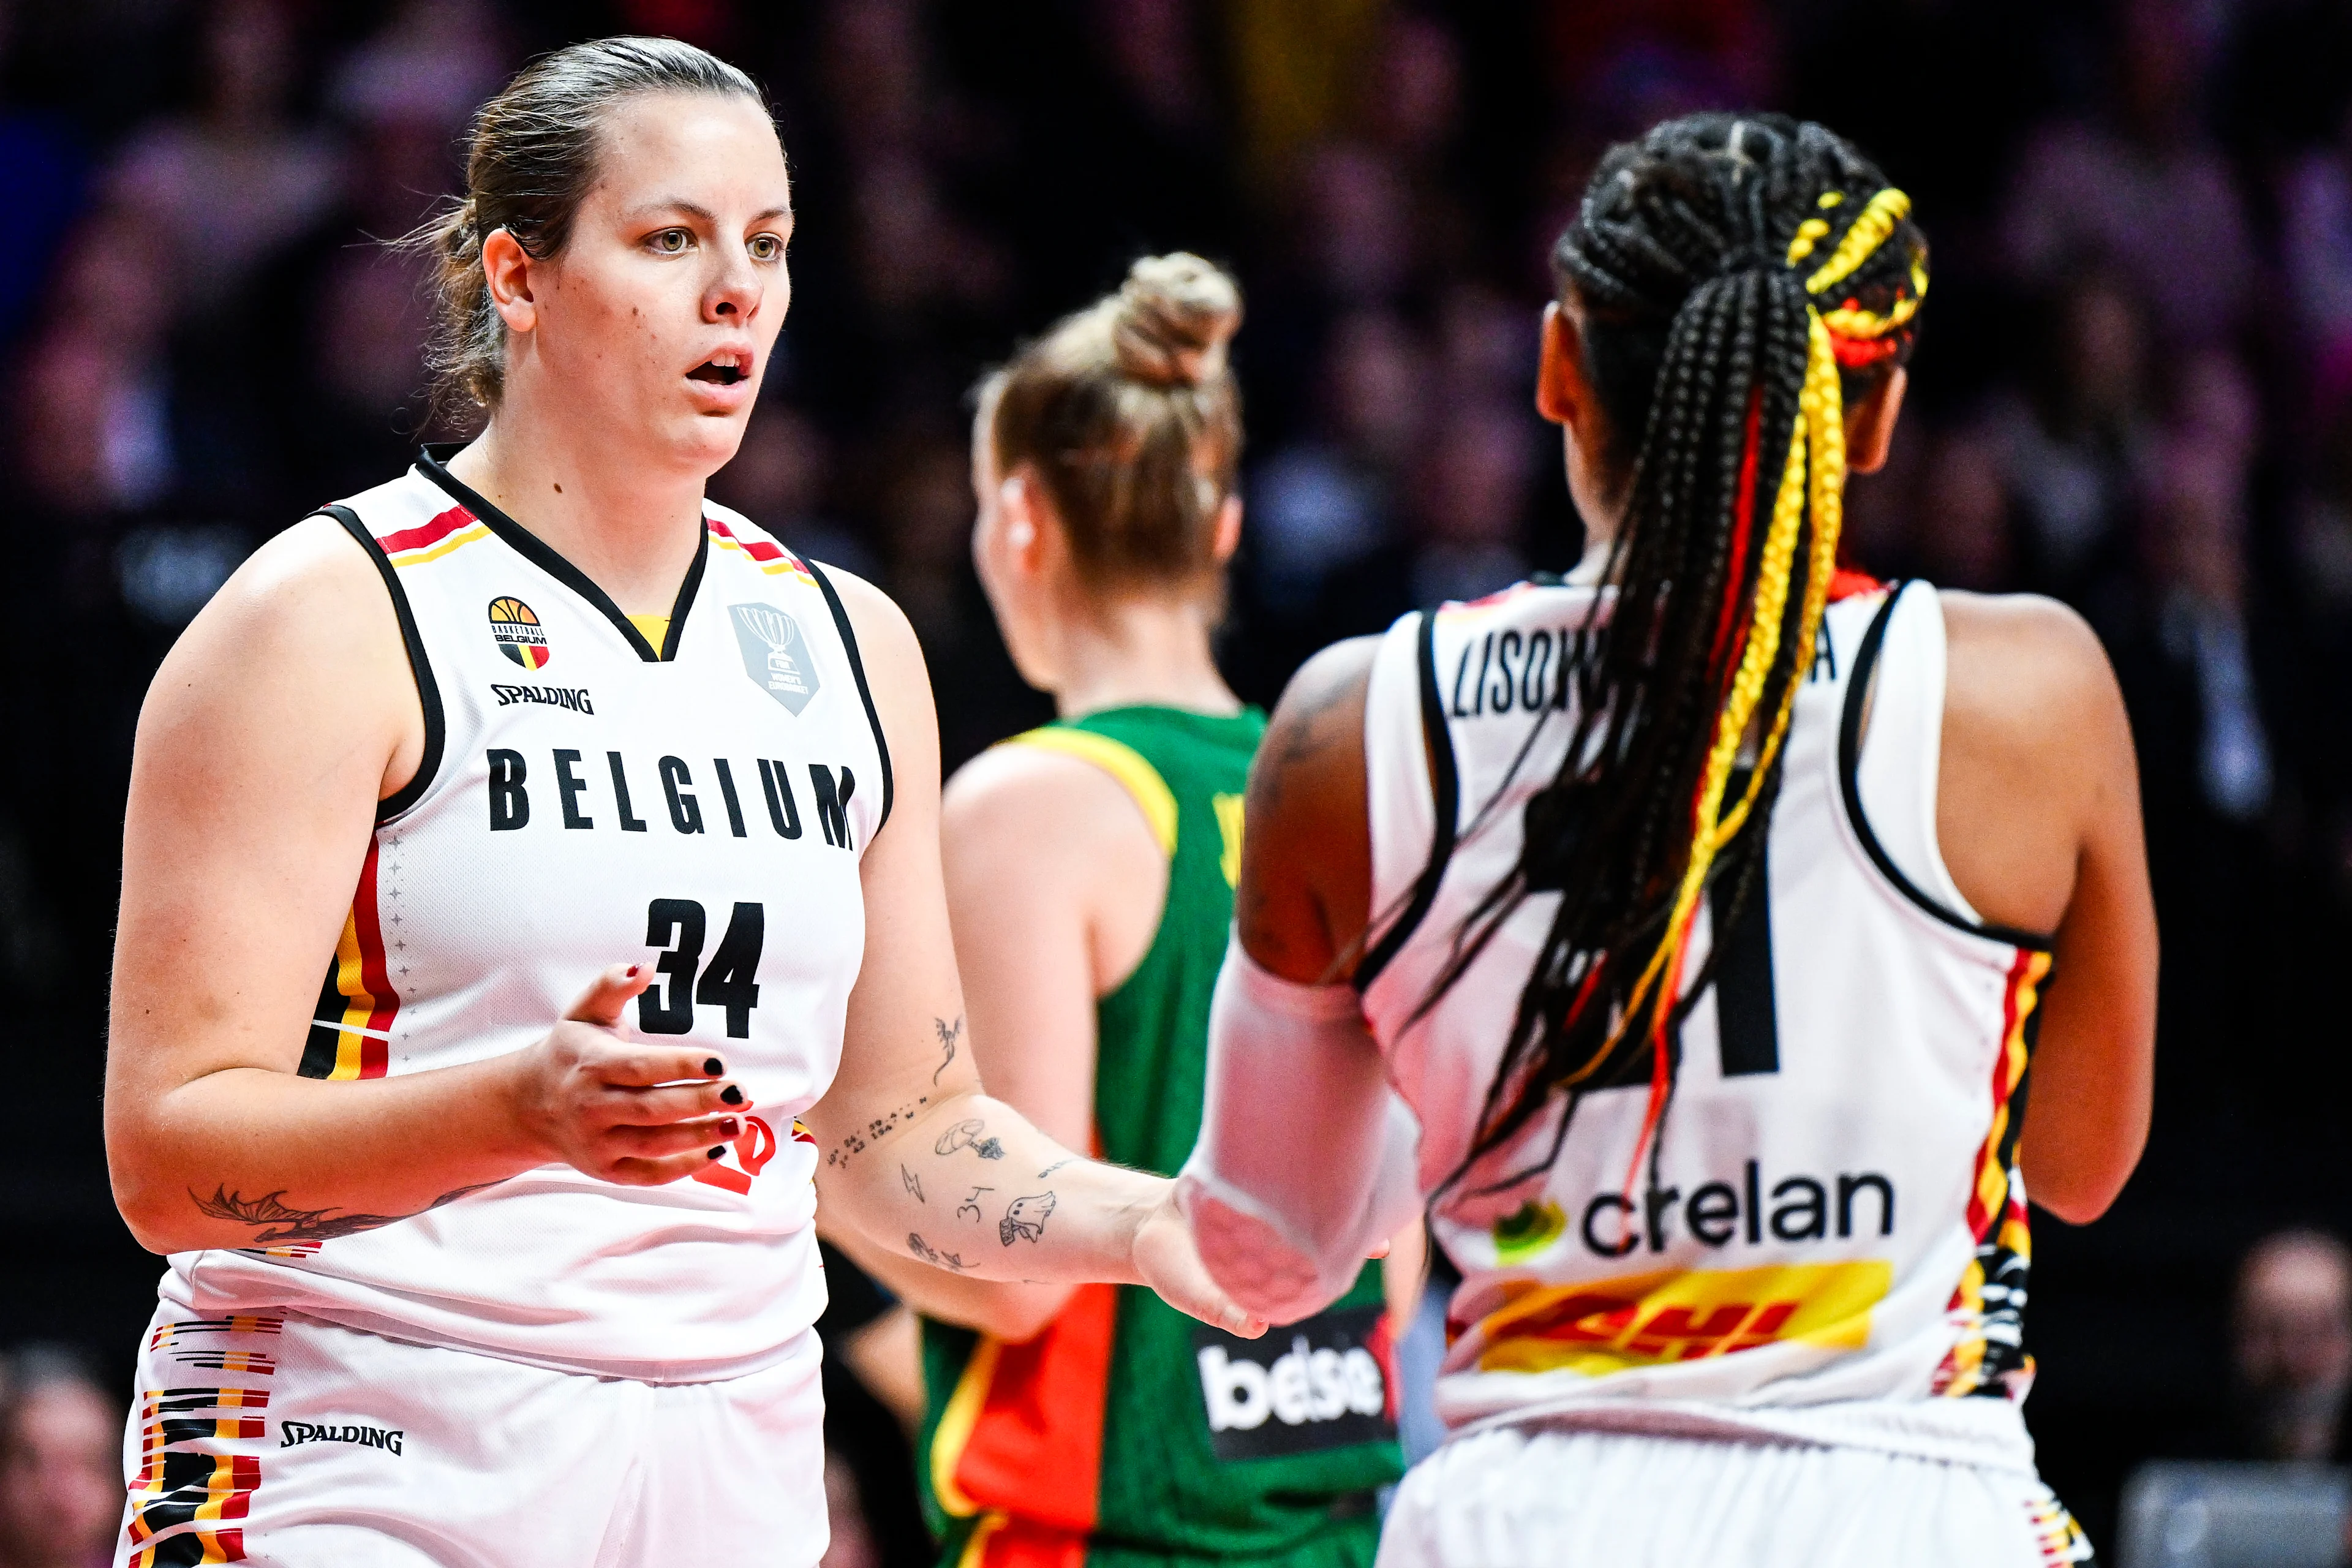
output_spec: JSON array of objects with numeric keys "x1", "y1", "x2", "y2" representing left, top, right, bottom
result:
[{"x1": 1430, "y1": 115, "x2": 1928, "y2": 1200}]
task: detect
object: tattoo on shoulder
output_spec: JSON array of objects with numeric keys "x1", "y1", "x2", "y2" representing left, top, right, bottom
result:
[
  {"x1": 902, "y1": 1164, "x2": 924, "y2": 1203},
  {"x1": 824, "y1": 1096, "x2": 929, "y2": 1170},
  {"x1": 193, "y1": 1182, "x2": 500, "y2": 1246},
  {"x1": 933, "y1": 1015, "x2": 963, "y2": 1085},
  {"x1": 935, "y1": 1118, "x2": 1005, "y2": 1161},
  {"x1": 907, "y1": 1232, "x2": 970, "y2": 1272},
  {"x1": 1269, "y1": 657, "x2": 1364, "y2": 786},
  {"x1": 998, "y1": 1191, "x2": 1057, "y2": 1247}
]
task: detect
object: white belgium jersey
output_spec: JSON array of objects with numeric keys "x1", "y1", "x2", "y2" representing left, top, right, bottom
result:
[
  {"x1": 1359, "y1": 578, "x2": 2052, "y2": 1470},
  {"x1": 164, "y1": 448, "x2": 888, "y2": 1382}
]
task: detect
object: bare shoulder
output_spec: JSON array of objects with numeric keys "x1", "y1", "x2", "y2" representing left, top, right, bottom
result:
[
  {"x1": 1240, "y1": 634, "x2": 1382, "y2": 981},
  {"x1": 1256, "y1": 635, "x2": 1382, "y2": 807},
  {"x1": 128, "y1": 512, "x2": 420, "y2": 835},
  {"x1": 811, "y1": 560, "x2": 922, "y2": 673},
  {"x1": 1938, "y1": 589, "x2": 2125, "y2": 735},
  {"x1": 809, "y1": 562, "x2": 940, "y2": 834},
  {"x1": 809, "y1": 562, "x2": 930, "y2": 722},
  {"x1": 1933, "y1": 590, "x2": 2136, "y2": 932},
  {"x1": 144, "y1": 514, "x2": 407, "y2": 731},
  {"x1": 193, "y1": 513, "x2": 394, "y2": 647},
  {"x1": 941, "y1": 741, "x2": 1168, "y2": 965},
  {"x1": 944, "y1": 739, "x2": 1150, "y2": 850}
]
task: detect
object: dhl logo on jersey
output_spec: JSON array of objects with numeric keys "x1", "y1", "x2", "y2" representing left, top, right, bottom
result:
[
  {"x1": 488, "y1": 596, "x2": 551, "y2": 670},
  {"x1": 1471, "y1": 1261, "x2": 1892, "y2": 1376}
]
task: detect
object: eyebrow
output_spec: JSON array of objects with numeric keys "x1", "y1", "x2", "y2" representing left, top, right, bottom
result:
[{"x1": 633, "y1": 199, "x2": 794, "y2": 227}]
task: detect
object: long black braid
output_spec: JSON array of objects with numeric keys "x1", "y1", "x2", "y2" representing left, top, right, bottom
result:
[{"x1": 1422, "y1": 114, "x2": 1929, "y2": 1200}]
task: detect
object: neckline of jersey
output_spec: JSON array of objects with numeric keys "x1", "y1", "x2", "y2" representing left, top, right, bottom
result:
[
  {"x1": 415, "y1": 443, "x2": 709, "y2": 664},
  {"x1": 1061, "y1": 701, "x2": 1265, "y2": 731}
]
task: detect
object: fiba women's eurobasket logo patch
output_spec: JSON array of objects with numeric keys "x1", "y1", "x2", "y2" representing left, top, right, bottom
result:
[
  {"x1": 729, "y1": 602, "x2": 819, "y2": 714},
  {"x1": 487, "y1": 597, "x2": 550, "y2": 670}
]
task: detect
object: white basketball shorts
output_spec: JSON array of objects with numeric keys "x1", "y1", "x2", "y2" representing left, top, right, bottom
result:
[
  {"x1": 113, "y1": 1299, "x2": 826, "y2": 1567},
  {"x1": 1378, "y1": 1423, "x2": 2096, "y2": 1568}
]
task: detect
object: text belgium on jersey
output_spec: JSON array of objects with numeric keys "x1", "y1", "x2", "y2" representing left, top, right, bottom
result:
[{"x1": 484, "y1": 747, "x2": 864, "y2": 850}]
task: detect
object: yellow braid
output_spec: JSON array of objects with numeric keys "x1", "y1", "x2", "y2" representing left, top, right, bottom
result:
[
  {"x1": 1571, "y1": 187, "x2": 1905, "y2": 1092},
  {"x1": 1805, "y1": 187, "x2": 1910, "y2": 296},
  {"x1": 1616, "y1": 318, "x2": 1822, "y2": 1046}
]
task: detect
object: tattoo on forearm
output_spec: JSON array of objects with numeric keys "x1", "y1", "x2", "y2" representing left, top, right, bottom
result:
[
  {"x1": 825, "y1": 1096, "x2": 929, "y2": 1169},
  {"x1": 1037, "y1": 1158, "x2": 1077, "y2": 1178},
  {"x1": 193, "y1": 1182, "x2": 500, "y2": 1245},
  {"x1": 957, "y1": 1185, "x2": 993, "y2": 1222},
  {"x1": 933, "y1": 1015, "x2": 963, "y2": 1085},
  {"x1": 908, "y1": 1232, "x2": 970, "y2": 1272},
  {"x1": 902, "y1": 1164, "x2": 924, "y2": 1203},
  {"x1": 998, "y1": 1191, "x2": 1058, "y2": 1246},
  {"x1": 935, "y1": 1118, "x2": 1005, "y2": 1160}
]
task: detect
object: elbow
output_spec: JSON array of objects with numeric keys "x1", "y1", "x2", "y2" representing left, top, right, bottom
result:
[
  {"x1": 971, "y1": 1286, "x2": 1075, "y2": 1346},
  {"x1": 2022, "y1": 1142, "x2": 2144, "y2": 1227},
  {"x1": 2033, "y1": 1186, "x2": 2120, "y2": 1227},
  {"x1": 110, "y1": 1166, "x2": 195, "y2": 1256},
  {"x1": 106, "y1": 1120, "x2": 203, "y2": 1255}
]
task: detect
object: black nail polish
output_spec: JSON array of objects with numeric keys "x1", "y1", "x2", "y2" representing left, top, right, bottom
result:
[
  {"x1": 707, "y1": 1146, "x2": 726, "y2": 1159},
  {"x1": 704, "y1": 1058, "x2": 725, "y2": 1076},
  {"x1": 721, "y1": 1085, "x2": 744, "y2": 1106}
]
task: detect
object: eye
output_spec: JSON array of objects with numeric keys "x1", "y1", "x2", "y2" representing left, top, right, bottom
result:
[
  {"x1": 650, "y1": 228, "x2": 692, "y2": 254},
  {"x1": 748, "y1": 233, "x2": 784, "y2": 262}
]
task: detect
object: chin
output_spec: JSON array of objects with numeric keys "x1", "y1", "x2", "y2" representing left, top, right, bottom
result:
[{"x1": 664, "y1": 413, "x2": 750, "y2": 478}]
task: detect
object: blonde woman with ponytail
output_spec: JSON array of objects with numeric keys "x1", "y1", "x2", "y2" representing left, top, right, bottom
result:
[
  {"x1": 824, "y1": 255, "x2": 1405, "y2": 1568},
  {"x1": 101, "y1": 43, "x2": 1253, "y2": 1567},
  {"x1": 1174, "y1": 115, "x2": 2157, "y2": 1565}
]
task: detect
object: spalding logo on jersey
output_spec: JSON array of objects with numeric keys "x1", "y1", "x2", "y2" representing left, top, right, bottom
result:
[
  {"x1": 486, "y1": 597, "x2": 550, "y2": 670},
  {"x1": 730, "y1": 603, "x2": 820, "y2": 715}
]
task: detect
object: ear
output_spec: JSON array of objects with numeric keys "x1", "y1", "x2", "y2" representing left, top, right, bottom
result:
[
  {"x1": 481, "y1": 227, "x2": 538, "y2": 334},
  {"x1": 1535, "y1": 301, "x2": 1588, "y2": 428},
  {"x1": 1210, "y1": 493, "x2": 1243, "y2": 566},
  {"x1": 999, "y1": 470, "x2": 1043, "y2": 563},
  {"x1": 1845, "y1": 366, "x2": 1909, "y2": 475}
]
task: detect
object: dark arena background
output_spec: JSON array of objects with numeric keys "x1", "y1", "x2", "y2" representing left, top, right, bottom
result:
[{"x1": 4, "y1": 1, "x2": 2351, "y2": 1562}]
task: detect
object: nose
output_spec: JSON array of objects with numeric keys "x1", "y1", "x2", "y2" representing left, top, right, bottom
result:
[{"x1": 705, "y1": 248, "x2": 764, "y2": 325}]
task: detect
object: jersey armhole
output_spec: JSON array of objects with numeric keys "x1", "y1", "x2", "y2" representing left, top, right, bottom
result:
[
  {"x1": 1355, "y1": 608, "x2": 1460, "y2": 990},
  {"x1": 1837, "y1": 582, "x2": 2054, "y2": 953},
  {"x1": 804, "y1": 559, "x2": 895, "y2": 834},
  {"x1": 319, "y1": 505, "x2": 445, "y2": 825}
]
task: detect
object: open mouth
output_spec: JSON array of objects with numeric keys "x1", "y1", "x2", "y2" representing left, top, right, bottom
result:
[{"x1": 688, "y1": 353, "x2": 751, "y2": 386}]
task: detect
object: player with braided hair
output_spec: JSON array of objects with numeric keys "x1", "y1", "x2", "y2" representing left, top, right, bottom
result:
[{"x1": 1173, "y1": 113, "x2": 2156, "y2": 1563}]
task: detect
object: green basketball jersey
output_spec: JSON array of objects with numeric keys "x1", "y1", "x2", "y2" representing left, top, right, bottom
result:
[{"x1": 919, "y1": 706, "x2": 1402, "y2": 1568}]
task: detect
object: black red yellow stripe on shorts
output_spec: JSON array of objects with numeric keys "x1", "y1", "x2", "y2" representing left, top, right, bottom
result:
[{"x1": 126, "y1": 1316, "x2": 283, "y2": 1564}]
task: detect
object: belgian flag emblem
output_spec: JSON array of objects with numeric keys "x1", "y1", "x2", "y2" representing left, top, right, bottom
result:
[{"x1": 488, "y1": 596, "x2": 550, "y2": 669}]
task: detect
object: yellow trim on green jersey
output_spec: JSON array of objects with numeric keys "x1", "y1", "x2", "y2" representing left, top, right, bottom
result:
[{"x1": 1006, "y1": 726, "x2": 1179, "y2": 858}]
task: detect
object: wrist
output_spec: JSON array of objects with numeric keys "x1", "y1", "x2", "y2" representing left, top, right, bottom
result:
[
  {"x1": 1112, "y1": 1176, "x2": 1173, "y2": 1287},
  {"x1": 486, "y1": 1043, "x2": 557, "y2": 1167}
]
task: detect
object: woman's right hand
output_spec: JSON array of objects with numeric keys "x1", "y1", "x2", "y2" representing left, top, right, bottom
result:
[{"x1": 508, "y1": 964, "x2": 755, "y2": 1185}]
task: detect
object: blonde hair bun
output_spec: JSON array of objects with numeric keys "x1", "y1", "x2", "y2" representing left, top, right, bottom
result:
[{"x1": 1110, "y1": 252, "x2": 1243, "y2": 388}]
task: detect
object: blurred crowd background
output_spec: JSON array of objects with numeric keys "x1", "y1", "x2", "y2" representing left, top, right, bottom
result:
[{"x1": 5, "y1": 0, "x2": 2352, "y2": 1562}]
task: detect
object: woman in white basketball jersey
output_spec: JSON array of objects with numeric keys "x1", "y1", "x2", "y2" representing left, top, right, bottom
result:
[
  {"x1": 1175, "y1": 115, "x2": 2158, "y2": 1565},
  {"x1": 101, "y1": 37, "x2": 1256, "y2": 1568}
]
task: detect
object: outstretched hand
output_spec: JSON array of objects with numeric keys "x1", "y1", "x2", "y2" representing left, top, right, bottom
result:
[{"x1": 1131, "y1": 1186, "x2": 1268, "y2": 1339}]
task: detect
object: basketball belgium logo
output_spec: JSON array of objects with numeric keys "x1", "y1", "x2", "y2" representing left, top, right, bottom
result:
[{"x1": 487, "y1": 597, "x2": 551, "y2": 670}]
